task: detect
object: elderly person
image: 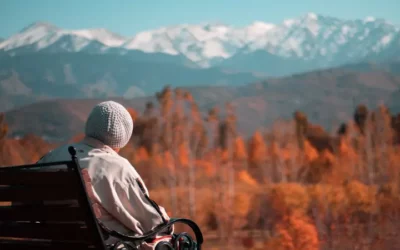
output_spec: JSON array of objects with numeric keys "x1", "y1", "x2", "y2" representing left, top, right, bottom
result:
[{"x1": 38, "y1": 101, "x2": 172, "y2": 249}]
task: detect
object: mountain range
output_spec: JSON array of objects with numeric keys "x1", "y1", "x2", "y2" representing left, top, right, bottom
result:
[
  {"x1": 0, "y1": 53, "x2": 261, "y2": 112},
  {"x1": 1, "y1": 13, "x2": 399, "y2": 76},
  {"x1": 1, "y1": 13, "x2": 400, "y2": 139},
  {"x1": 4, "y1": 61, "x2": 400, "y2": 141}
]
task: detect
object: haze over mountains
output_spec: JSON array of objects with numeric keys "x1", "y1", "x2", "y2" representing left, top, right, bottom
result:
[
  {"x1": 0, "y1": 53, "x2": 261, "y2": 111},
  {"x1": 4, "y1": 61, "x2": 400, "y2": 141}
]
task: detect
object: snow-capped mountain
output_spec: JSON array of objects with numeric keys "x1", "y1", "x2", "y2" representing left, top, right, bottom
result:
[
  {"x1": 1, "y1": 13, "x2": 399, "y2": 74},
  {"x1": 121, "y1": 21, "x2": 271, "y2": 66},
  {"x1": 0, "y1": 22, "x2": 125, "y2": 53}
]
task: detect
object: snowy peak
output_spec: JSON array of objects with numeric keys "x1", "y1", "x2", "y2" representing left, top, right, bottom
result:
[
  {"x1": 19, "y1": 21, "x2": 60, "y2": 33},
  {"x1": 0, "y1": 22, "x2": 126, "y2": 51},
  {"x1": 70, "y1": 28, "x2": 126, "y2": 47},
  {"x1": 245, "y1": 21, "x2": 276, "y2": 38},
  {"x1": 364, "y1": 16, "x2": 376, "y2": 23},
  {"x1": 0, "y1": 13, "x2": 399, "y2": 70},
  {"x1": 123, "y1": 29, "x2": 178, "y2": 55},
  {"x1": 0, "y1": 22, "x2": 61, "y2": 50},
  {"x1": 305, "y1": 12, "x2": 318, "y2": 20}
]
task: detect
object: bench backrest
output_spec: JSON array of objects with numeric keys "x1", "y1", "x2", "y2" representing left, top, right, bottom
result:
[{"x1": 0, "y1": 148, "x2": 107, "y2": 250}]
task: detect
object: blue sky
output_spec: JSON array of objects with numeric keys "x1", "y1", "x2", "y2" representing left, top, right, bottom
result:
[{"x1": 0, "y1": 0, "x2": 399, "y2": 38}]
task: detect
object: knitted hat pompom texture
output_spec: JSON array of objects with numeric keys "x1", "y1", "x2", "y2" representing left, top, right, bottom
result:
[{"x1": 85, "y1": 101, "x2": 134, "y2": 149}]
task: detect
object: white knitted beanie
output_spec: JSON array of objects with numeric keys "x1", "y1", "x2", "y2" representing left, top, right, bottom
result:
[{"x1": 85, "y1": 101, "x2": 134, "y2": 149}]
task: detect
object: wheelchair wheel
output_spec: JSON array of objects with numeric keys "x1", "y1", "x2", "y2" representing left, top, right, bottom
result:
[
  {"x1": 111, "y1": 241, "x2": 138, "y2": 250},
  {"x1": 173, "y1": 232, "x2": 195, "y2": 250},
  {"x1": 155, "y1": 241, "x2": 174, "y2": 250}
]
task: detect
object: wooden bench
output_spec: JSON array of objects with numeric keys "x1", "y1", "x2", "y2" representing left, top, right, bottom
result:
[{"x1": 0, "y1": 146, "x2": 203, "y2": 250}]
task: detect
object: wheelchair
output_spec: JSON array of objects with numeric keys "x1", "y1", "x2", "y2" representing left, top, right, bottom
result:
[{"x1": 101, "y1": 218, "x2": 203, "y2": 250}]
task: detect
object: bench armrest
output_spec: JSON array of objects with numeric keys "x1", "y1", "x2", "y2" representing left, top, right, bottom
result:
[{"x1": 100, "y1": 218, "x2": 203, "y2": 248}]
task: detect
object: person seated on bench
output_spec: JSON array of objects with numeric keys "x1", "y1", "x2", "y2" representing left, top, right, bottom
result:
[{"x1": 37, "y1": 101, "x2": 173, "y2": 249}]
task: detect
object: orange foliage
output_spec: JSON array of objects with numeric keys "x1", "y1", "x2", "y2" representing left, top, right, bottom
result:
[
  {"x1": 0, "y1": 113, "x2": 8, "y2": 141},
  {"x1": 234, "y1": 136, "x2": 247, "y2": 160},
  {"x1": 269, "y1": 183, "x2": 310, "y2": 217},
  {"x1": 136, "y1": 146, "x2": 149, "y2": 162},
  {"x1": 178, "y1": 143, "x2": 190, "y2": 167},
  {"x1": 344, "y1": 180, "x2": 376, "y2": 216},
  {"x1": 248, "y1": 131, "x2": 266, "y2": 163},
  {"x1": 69, "y1": 133, "x2": 85, "y2": 143},
  {"x1": 6, "y1": 89, "x2": 400, "y2": 249},
  {"x1": 266, "y1": 215, "x2": 319, "y2": 250},
  {"x1": 304, "y1": 140, "x2": 319, "y2": 162},
  {"x1": 127, "y1": 107, "x2": 138, "y2": 120},
  {"x1": 164, "y1": 150, "x2": 175, "y2": 171},
  {"x1": 237, "y1": 170, "x2": 258, "y2": 187}
]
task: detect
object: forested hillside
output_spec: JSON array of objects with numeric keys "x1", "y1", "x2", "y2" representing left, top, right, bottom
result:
[{"x1": 1, "y1": 87, "x2": 400, "y2": 249}]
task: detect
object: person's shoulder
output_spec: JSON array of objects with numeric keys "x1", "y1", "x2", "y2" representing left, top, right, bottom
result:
[
  {"x1": 37, "y1": 144, "x2": 74, "y2": 163},
  {"x1": 115, "y1": 155, "x2": 137, "y2": 177},
  {"x1": 96, "y1": 151, "x2": 131, "y2": 168},
  {"x1": 96, "y1": 153, "x2": 138, "y2": 181}
]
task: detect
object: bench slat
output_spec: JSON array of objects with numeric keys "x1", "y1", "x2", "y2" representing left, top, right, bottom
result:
[
  {"x1": 0, "y1": 222, "x2": 94, "y2": 242},
  {"x1": 0, "y1": 186, "x2": 80, "y2": 202},
  {"x1": 0, "y1": 159, "x2": 108, "y2": 250},
  {"x1": 0, "y1": 171, "x2": 76, "y2": 186},
  {"x1": 0, "y1": 205, "x2": 85, "y2": 222}
]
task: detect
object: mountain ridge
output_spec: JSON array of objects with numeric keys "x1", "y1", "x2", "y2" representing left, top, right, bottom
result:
[
  {"x1": 1, "y1": 13, "x2": 399, "y2": 75},
  {"x1": 4, "y1": 61, "x2": 400, "y2": 140},
  {"x1": 0, "y1": 52, "x2": 261, "y2": 112}
]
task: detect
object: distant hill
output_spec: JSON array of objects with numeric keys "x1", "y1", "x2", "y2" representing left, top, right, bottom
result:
[
  {"x1": 0, "y1": 53, "x2": 260, "y2": 112},
  {"x1": 4, "y1": 62, "x2": 400, "y2": 140},
  {"x1": 4, "y1": 97, "x2": 152, "y2": 141}
]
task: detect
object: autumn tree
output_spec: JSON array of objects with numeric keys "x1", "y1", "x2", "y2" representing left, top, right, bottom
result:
[
  {"x1": 354, "y1": 104, "x2": 369, "y2": 135},
  {"x1": 294, "y1": 110, "x2": 308, "y2": 150},
  {"x1": 337, "y1": 123, "x2": 347, "y2": 137},
  {"x1": 233, "y1": 136, "x2": 248, "y2": 171},
  {"x1": 0, "y1": 113, "x2": 8, "y2": 142},
  {"x1": 391, "y1": 113, "x2": 400, "y2": 144},
  {"x1": 265, "y1": 215, "x2": 319, "y2": 250},
  {"x1": 156, "y1": 86, "x2": 178, "y2": 213},
  {"x1": 248, "y1": 131, "x2": 267, "y2": 183}
]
